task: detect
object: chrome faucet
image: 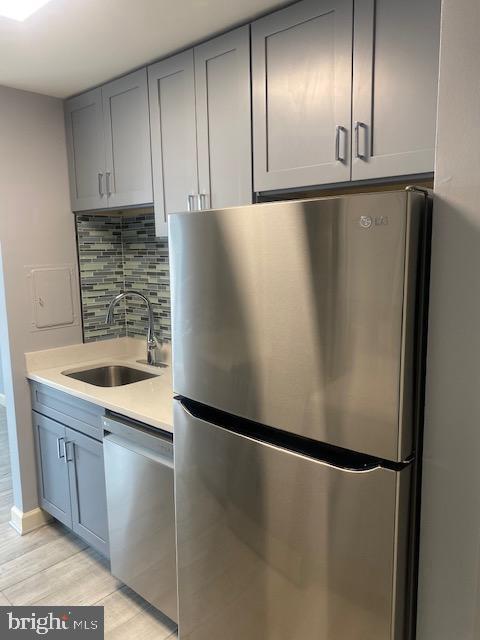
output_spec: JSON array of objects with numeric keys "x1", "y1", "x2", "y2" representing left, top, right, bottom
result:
[{"x1": 105, "y1": 290, "x2": 162, "y2": 367}]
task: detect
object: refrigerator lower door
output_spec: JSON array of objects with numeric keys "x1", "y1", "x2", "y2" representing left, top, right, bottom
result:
[{"x1": 174, "y1": 400, "x2": 411, "y2": 640}]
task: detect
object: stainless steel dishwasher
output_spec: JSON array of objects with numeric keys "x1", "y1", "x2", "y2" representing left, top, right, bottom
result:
[{"x1": 102, "y1": 413, "x2": 177, "y2": 623}]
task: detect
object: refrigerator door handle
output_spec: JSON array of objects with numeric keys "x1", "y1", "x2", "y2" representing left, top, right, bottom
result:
[
  {"x1": 176, "y1": 398, "x2": 388, "y2": 474},
  {"x1": 177, "y1": 398, "x2": 195, "y2": 419}
]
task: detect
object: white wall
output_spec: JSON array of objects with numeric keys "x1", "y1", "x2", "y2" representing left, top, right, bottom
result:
[
  {"x1": 0, "y1": 344, "x2": 4, "y2": 396},
  {"x1": 0, "y1": 85, "x2": 82, "y2": 515},
  {"x1": 417, "y1": 0, "x2": 480, "y2": 638}
]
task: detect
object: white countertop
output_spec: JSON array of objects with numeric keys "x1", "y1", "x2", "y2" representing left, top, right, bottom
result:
[{"x1": 25, "y1": 337, "x2": 174, "y2": 434}]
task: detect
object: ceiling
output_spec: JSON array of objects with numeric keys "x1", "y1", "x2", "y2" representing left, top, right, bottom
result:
[{"x1": 0, "y1": 0, "x2": 289, "y2": 98}]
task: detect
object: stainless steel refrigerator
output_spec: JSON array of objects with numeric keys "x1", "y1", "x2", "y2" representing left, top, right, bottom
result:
[{"x1": 169, "y1": 189, "x2": 431, "y2": 640}]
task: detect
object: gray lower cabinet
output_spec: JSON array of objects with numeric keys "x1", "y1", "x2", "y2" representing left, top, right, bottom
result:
[
  {"x1": 252, "y1": 0, "x2": 354, "y2": 191},
  {"x1": 33, "y1": 410, "x2": 109, "y2": 557},
  {"x1": 351, "y1": 0, "x2": 441, "y2": 180}
]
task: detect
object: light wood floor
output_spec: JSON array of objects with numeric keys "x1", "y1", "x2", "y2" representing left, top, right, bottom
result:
[{"x1": 0, "y1": 405, "x2": 178, "y2": 639}]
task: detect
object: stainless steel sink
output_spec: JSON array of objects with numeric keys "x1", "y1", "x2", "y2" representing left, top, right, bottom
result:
[{"x1": 62, "y1": 365, "x2": 159, "y2": 387}]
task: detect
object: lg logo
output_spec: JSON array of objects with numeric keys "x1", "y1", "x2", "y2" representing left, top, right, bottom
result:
[
  {"x1": 358, "y1": 215, "x2": 389, "y2": 229},
  {"x1": 359, "y1": 215, "x2": 373, "y2": 229}
]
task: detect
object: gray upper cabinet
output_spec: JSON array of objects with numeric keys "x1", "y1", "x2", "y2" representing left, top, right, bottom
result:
[
  {"x1": 351, "y1": 0, "x2": 441, "y2": 180},
  {"x1": 148, "y1": 51, "x2": 199, "y2": 237},
  {"x1": 66, "y1": 0, "x2": 440, "y2": 213},
  {"x1": 252, "y1": 0, "x2": 353, "y2": 192},
  {"x1": 65, "y1": 89, "x2": 106, "y2": 212},
  {"x1": 194, "y1": 26, "x2": 252, "y2": 210},
  {"x1": 66, "y1": 427, "x2": 109, "y2": 557},
  {"x1": 102, "y1": 68, "x2": 153, "y2": 208},
  {"x1": 149, "y1": 27, "x2": 252, "y2": 236},
  {"x1": 65, "y1": 69, "x2": 153, "y2": 212},
  {"x1": 34, "y1": 413, "x2": 72, "y2": 528}
]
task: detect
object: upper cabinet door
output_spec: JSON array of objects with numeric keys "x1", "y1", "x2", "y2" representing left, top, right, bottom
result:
[
  {"x1": 65, "y1": 89, "x2": 106, "y2": 212},
  {"x1": 194, "y1": 26, "x2": 252, "y2": 210},
  {"x1": 352, "y1": 0, "x2": 441, "y2": 181},
  {"x1": 148, "y1": 51, "x2": 199, "y2": 237},
  {"x1": 252, "y1": 0, "x2": 353, "y2": 192},
  {"x1": 102, "y1": 68, "x2": 153, "y2": 209}
]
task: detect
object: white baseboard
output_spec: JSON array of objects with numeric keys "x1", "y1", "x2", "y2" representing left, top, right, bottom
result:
[
  {"x1": 0, "y1": 393, "x2": 6, "y2": 407},
  {"x1": 9, "y1": 506, "x2": 52, "y2": 535}
]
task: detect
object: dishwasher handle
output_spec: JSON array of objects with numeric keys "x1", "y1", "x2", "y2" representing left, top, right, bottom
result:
[
  {"x1": 102, "y1": 414, "x2": 173, "y2": 463},
  {"x1": 104, "y1": 433, "x2": 173, "y2": 469}
]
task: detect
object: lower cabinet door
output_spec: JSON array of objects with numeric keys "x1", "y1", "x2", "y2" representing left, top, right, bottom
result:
[
  {"x1": 65, "y1": 427, "x2": 109, "y2": 557},
  {"x1": 33, "y1": 413, "x2": 72, "y2": 527}
]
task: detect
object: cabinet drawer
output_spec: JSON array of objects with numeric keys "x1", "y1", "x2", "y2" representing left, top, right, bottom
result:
[{"x1": 30, "y1": 382, "x2": 104, "y2": 441}]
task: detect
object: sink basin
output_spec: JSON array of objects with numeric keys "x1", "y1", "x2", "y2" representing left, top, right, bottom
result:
[{"x1": 62, "y1": 365, "x2": 158, "y2": 387}]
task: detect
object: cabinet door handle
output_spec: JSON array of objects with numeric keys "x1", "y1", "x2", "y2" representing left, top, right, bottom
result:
[
  {"x1": 199, "y1": 193, "x2": 209, "y2": 210},
  {"x1": 65, "y1": 441, "x2": 74, "y2": 463},
  {"x1": 335, "y1": 126, "x2": 347, "y2": 163},
  {"x1": 187, "y1": 194, "x2": 197, "y2": 212},
  {"x1": 106, "y1": 171, "x2": 113, "y2": 196},
  {"x1": 57, "y1": 437, "x2": 65, "y2": 460},
  {"x1": 354, "y1": 121, "x2": 368, "y2": 160},
  {"x1": 61, "y1": 439, "x2": 68, "y2": 464},
  {"x1": 98, "y1": 173, "x2": 104, "y2": 197}
]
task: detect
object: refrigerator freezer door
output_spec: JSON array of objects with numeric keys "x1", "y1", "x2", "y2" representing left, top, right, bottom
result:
[
  {"x1": 174, "y1": 400, "x2": 411, "y2": 640},
  {"x1": 170, "y1": 191, "x2": 425, "y2": 461}
]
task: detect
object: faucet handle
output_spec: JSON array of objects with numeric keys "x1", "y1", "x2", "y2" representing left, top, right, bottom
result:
[{"x1": 147, "y1": 335, "x2": 166, "y2": 367}]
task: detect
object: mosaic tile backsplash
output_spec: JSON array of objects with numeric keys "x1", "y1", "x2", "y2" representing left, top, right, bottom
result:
[{"x1": 76, "y1": 212, "x2": 170, "y2": 343}]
